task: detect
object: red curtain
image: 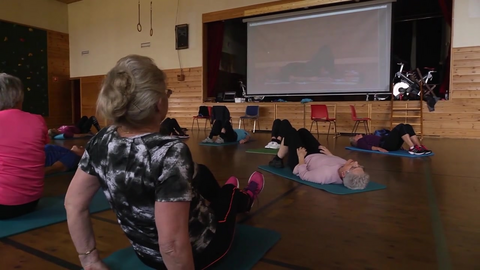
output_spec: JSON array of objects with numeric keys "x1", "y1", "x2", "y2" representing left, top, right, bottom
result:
[
  {"x1": 438, "y1": 0, "x2": 453, "y2": 97},
  {"x1": 207, "y1": 21, "x2": 225, "y2": 97}
]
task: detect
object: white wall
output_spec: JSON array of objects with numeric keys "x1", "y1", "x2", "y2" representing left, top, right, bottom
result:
[
  {"x1": 68, "y1": 0, "x2": 277, "y2": 77},
  {"x1": 453, "y1": 0, "x2": 480, "y2": 47},
  {"x1": 0, "y1": 0, "x2": 68, "y2": 33}
]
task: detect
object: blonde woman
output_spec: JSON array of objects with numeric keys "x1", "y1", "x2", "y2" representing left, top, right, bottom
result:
[
  {"x1": 0, "y1": 73, "x2": 48, "y2": 219},
  {"x1": 64, "y1": 55, "x2": 265, "y2": 270}
]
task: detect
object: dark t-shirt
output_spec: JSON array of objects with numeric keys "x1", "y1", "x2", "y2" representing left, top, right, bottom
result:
[
  {"x1": 79, "y1": 126, "x2": 216, "y2": 265},
  {"x1": 356, "y1": 135, "x2": 382, "y2": 150}
]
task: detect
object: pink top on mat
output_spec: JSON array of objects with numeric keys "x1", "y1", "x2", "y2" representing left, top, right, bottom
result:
[
  {"x1": 58, "y1": 125, "x2": 81, "y2": 138},
  {"x1": 0, "y1": 109, "x2": 48, "y2": 205},
  {"x1": 293, "y1": 154, "x2": 346, "y2": 185}
]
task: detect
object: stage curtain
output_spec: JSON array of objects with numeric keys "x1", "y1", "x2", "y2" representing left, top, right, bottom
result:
[{"x1": 207, "y1": 21, "x2": 225, "y2": 97}]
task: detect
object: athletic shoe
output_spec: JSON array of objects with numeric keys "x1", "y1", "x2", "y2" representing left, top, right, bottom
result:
[
  {"x1": 91, "y1": 116, "x2": 101, "y2": 132},
  {"x1": 268, "y1": 157, "x2": 284, "y2": 168},
  {"x1": 420, "y1": 145, "x2": 432, "y2": 154},
  {"x1": 215, "y1": 137, "x2": 224, "y2": 144},
  {"x1": 224, "y1": 176, "x2": 239, "y2": 188},
  {"x1": 265, "y1": 141, "x2": 280, "y2": 149},
  {"x1": 202, "y1": 137, "x2": 213, "y2": 143},
  {"x1": 408, "y1": 146, "x2": 426, "y2": 155},
  {"x1": 244, "y1": 171, "x2": 265, "y2": 207}
]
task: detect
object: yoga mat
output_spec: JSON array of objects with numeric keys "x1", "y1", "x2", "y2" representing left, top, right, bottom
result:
[
  {"x1": 103, "y1": 225, "x2": 280, "y2": 270},
  {"x1": 53, "y1": 134, "x2": 93, "y2": 140},
  {"x1": 258, "y1": 165, "x2": 386, "y2": 195},
  {"x1": 246, "y1": 148, "x2": 278, "y2": 155},
  {"x1": 345, "y1": 146, "x2": 434, "y2": 157},
  {"x1": 0, "y1": 189, "x2": 110, "y2": 238}
]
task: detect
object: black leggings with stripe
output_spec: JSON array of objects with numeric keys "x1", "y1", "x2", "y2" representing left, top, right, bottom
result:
[{"x1": 138, "y1": 164, "x2": 251, "y2": 270}]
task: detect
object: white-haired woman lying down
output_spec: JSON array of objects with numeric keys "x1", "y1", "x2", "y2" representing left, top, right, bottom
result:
[{"x1": 268, "y1": 119, "x2": 370, "y2": 190}]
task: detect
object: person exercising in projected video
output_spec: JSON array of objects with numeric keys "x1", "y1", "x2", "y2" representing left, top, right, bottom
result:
[{"x1": 278, "y1": 45, "x2": 336, "y2": 82}]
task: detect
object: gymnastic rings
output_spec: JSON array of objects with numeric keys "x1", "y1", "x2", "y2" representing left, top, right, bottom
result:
[
  {"x1": 137, "y1": 0, "x2": 142, "y2": 32},
  {"x1": 149, "y1": 1, "x2": 154, "y2": 36}
]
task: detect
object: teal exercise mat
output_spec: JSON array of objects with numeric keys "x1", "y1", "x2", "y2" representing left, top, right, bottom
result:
[
  {"x1": 345, "y1": 146, "x2": 434, "y2": 157},
  {"x1": 246, "y1": 148, "x2": 278, "y2": 155},
  {"x1": 258, "y1": 165, "x2": 386, "y2": 195},
  {"x1": 103, "y1": 224, "x2": 280, "y2": 270},
  {"x1": 0, "y1": 189, "x2": 110, "y2": 238},
  {"x1": 53, "y1": 134, "x2": 93, "y2": 140}
]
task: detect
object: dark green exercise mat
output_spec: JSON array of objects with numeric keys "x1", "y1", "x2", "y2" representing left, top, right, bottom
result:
[
  {"x1": 258, "y1": 165, "x2": 386, "y2": 195},
  {"x1": 103, "y1": 224, "x2": 281, "y2": 270},
  {"x1": 246, "y1": 148, "x2": 278, "y2": 155}
]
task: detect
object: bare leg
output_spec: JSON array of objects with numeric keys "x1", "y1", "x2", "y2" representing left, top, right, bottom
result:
[
  {"x1": 401, "y1": 134, "x2": 414, "y2": 148},
  {"x1": 410, "y1": 135, "x2": 422, "y2": 146},
  {"x1": 277, "y1": 138, "x2": 288, "y2": 159}
]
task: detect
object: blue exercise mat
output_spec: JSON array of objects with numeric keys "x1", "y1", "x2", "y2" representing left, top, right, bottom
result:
[
  {"x1": 103, "y1": 224, "x2": 280, "y2": 270},
  {"x1": 258, "y1": 165, "x2": 386, "y2": 195},
  {"x1": 53, "y1": 134, "x2": 93, "y2": 140},
  {"x1": 345, "y1": 146, "x2": 434, "y2": 157},
  {"x1": 0, "y1": 189, "x2": 110, "y2": 238}
]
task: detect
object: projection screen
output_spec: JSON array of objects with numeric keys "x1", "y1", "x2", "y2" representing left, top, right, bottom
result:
[{"x1": 244, "y1": 1, "x2": 393, "y2": 96}]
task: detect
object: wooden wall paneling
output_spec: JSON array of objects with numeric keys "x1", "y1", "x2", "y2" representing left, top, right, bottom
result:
[
  {"x1": 45, "y1": 31, "x2": 72, "y2": 128},
  {"x1": 79, "y1": 75, "x2": 105, "y2": 126},
  {"x1": 276, "y1": 103, "x2": 305, "y2": 130},
  {"x1": 244, "y1": 0, "x2": 352, "y2": 17},
  {"x1": 166, "y1": 67, "x2": 203, "y2": 129}
]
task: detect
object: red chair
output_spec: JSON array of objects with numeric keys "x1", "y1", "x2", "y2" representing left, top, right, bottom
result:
[
  {"x1": 192, "y1": 106, "x2": 212, "y2": 131},
  {"x1": 310, "y1": 105, "x2": 336, "y2": 137},
  {"x1": 350, "y1": 105, "x2": 370, "y2": 134}
]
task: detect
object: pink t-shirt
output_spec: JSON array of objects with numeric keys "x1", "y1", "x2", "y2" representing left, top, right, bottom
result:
[
  {"x1": 293, "y1": 154, "x2": 346, "y2": 185},
  {"x1": 0, "y1": 109, "x2": 48, "y2": 205}
]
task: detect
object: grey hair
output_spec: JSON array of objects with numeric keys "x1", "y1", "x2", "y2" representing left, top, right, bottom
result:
[
  {"x1": 349, "y1": 136, "x2": 357, "y2": 147},
  {"x1": 0, "y1": 73, "x2": 24, "y2": 111},
  {"x1": 97, "y1": 55, "x2": 167, "y2": 128},
  {"x1": 343, "y1": 171, "x2": 370, "y2": 190}
]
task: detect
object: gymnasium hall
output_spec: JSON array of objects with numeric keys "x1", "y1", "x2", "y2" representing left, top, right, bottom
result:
[{"x1": 0, "y1": 0, "x2": 479, "y2": 269}]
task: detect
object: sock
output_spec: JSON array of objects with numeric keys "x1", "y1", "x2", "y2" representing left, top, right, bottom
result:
[{"x1": 273, "y1": 155, "x2": 282, "y2": 161}]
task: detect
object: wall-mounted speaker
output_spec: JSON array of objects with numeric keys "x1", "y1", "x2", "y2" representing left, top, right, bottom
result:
[{"x1": 175, "y1": 24, "x2": 189, "y2": 50}]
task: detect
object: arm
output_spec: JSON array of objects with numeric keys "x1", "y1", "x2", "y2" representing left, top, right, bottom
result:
[
  {"x1": 65, "y1": 168, "x2": 108, "y2": 270},
  {"x1": 293, "y1": 163, "x2": 330, "y2": 184},
  {"x1": 155, "y1": 202, "x2": 194, "y2": 270},
  {"x1": 371, "y1": 146, "x2": 388, "y2": 152},
  {"x1": 239, "y1": 135, "x2": 250, "y2": 144}
]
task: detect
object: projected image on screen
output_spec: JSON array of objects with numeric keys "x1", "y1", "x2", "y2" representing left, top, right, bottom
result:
[{"x1": 246, "y1": 4, "x2": 392, "y2": 96}]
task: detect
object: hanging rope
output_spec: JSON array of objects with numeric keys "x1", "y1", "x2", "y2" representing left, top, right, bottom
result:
[
  {"x1": 150, "y1": 1, "x2": 154, "y2": 36},
  {"x1": 137, "y1": 0, "x2": 142, "y2": 32}
]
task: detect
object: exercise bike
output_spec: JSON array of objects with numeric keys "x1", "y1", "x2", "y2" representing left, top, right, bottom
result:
[{"x1": 392, "y1": 63, "x2": 421, "y2": 100}]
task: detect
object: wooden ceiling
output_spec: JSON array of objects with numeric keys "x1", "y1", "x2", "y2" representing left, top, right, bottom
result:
[{"x1": 56, "y1": 0, "x2": 82, "y2": 4}]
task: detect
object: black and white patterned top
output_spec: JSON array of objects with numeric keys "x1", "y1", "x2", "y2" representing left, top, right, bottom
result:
[{"x1": 79, "y1": 126, "x2": 216, "y2": 264}]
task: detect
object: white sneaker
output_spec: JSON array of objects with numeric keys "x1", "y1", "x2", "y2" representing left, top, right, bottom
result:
[
  {"x1": 215, "y1": 137, "x2": 225, "y2": 144},
  {"x1": 265, "y1": 141, "x2": 275, "y2": 149},
  {"x1": 202, "y1": 137, "x2": 213, "y2": 143},
  {"x1": 269, "y1": 141, "x2": 280, "y2": 149}
]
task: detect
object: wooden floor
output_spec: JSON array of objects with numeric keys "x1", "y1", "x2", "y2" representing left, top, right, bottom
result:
[{"x1": 1, "y1": 132, "x2": 479, "y2": 270}]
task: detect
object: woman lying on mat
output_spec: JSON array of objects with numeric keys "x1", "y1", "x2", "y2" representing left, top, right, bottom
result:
[
  {"x1": 268, "y1": 119, "x2": 369, "y2": 190},
  {"x1": 64, "y1": 55, "x2": 265, "y2": 270},
  {"x1": 0, "y1": 73, "x2": 48, "y2": 219},
  {"x1": 201, "y1": 120, "x2": 250, "y2": 144},
  {"x1": 349, "y1": 123, "x2": 431, "y2": 155},
  {"x1": 48, "y1": 115, "x2": 101, "y2": 139},
  {"x1": 159, "y1": 117, "x2": 189, "y2": 138},
  {"x1": 44, "y1": 145, "x2": 85, "y2": 175}
]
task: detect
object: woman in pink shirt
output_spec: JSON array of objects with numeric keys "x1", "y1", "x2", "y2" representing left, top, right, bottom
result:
[
  {"x1": 0, "y1": 73, "x2": 49, "y2": 219},
  {"x1": 268, "y1": 119, "x2": 370, "y2": 190}
]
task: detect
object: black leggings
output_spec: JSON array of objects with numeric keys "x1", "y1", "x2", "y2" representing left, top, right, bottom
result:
[
  {"x1": 0, "y1": 199, "x2": 39, "y2": 220},
  {"x1": 279, "y1": 120, "x2": 322, "y2": 170},
  {"x1": 381, "y1": 123, "x2": 416, "y2": 151},
  {"x1": 138, "y1": 164, "x2": 252, "y2": 270},
  {"x1": 209, "y1": 121, "x2": 237, "y2": 142},
  {"x1": 76, "y1": 116, "x2": 94, "y2": 133},
  {"x1": 159, "y1": 118, "x2": 184, "y2": 136},
  {"x1": 270, "y1": 119, "x2": 291, "y2": 139}
]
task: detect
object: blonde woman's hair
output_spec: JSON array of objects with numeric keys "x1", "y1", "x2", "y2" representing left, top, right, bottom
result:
[
  {"x1": 0, "y1": 73, "x2": 24, "y2": 111},
  {"x1": 97, "y1": 55, "x2": 167, "y2": 128}
]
